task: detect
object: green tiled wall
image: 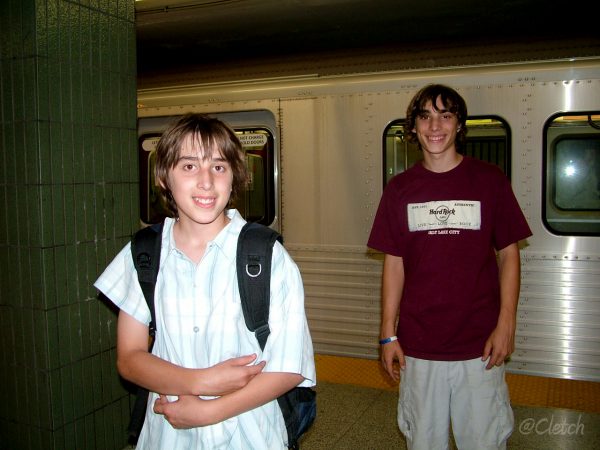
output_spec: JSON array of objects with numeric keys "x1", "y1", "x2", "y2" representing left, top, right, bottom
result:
[{"x1": 0, "y1": 1, "x2": 137, "y2": 449}]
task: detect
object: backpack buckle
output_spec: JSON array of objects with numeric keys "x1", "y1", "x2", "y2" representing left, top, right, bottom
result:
[{"x1": 255, "y1": 323, "x2": 270, "y2": 345}]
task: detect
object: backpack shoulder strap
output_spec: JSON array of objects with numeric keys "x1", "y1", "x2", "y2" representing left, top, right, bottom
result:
[
  {"x1": 236, "y1": 222, "x2": 283, "y2": 350},
  {"x1": 127, "y1": 221, "x2": 164, "y2": 442},
  {"x1": 131, "y1": 221, "x2": 164, "y2": 341}
]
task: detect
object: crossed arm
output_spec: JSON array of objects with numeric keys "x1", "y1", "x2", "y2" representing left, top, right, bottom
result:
[
  {"x1": 117, "y1": 310, "x2": 266, "y2": 396},
  {"x1": 153, "y1": 372, "x2": 303, "y2": 428},
  {"x1": 117, "y1": 310, "x2": 303, "y2": 427}
]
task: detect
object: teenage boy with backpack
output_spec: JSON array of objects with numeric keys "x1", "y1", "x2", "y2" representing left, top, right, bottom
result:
[{"x1": 95, "y1": 113, "x2": 315, "y2": 449}]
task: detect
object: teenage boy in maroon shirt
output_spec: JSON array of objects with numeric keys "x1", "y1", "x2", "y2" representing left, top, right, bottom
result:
[{"x1": 368, "y1": 85, "x2": 532, "y2": 449}]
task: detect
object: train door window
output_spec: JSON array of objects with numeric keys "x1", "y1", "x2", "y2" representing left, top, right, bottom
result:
[
  {"x1": 543, "y1": 113, "x2": 600, "y2": 235},
  {"x1": 235, "y1": 130, "x2": 276, "y2": 225},
  {"x1": 383, "y1": 117, "x2": 510, "y2": 185},
  {"x1": 138, "y1": 111, "x2": 277, "y2": 226}
]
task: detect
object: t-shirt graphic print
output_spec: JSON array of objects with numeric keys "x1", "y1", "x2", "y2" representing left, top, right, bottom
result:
[{"x1": 407, "y1": 200, "x2": 481, "y2": 232}]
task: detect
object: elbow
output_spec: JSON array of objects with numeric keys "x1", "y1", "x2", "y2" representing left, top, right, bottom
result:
[
  {"x1": 116, "y1": 352, "x2": 136, "y2": 382},
  {"x1": 116, "y1": 356, "x2": 129, "y2": 380}
]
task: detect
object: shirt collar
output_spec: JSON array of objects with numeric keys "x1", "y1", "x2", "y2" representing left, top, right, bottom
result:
[
  {"x1": 162, "y1": 209, "x2": 246, "y2": 264},
  {"x1": 212, "y1": 209, "x2": 245, "y2": 263}
]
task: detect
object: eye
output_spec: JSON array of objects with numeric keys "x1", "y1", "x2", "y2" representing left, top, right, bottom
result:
[{"x1": 213, "y1": 163, "x2": 228, "y2": 173}]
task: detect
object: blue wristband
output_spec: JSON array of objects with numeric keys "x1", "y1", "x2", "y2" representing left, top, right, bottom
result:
[{"x1": 379, "y1": 336, "x2": 398, "y2": 345}]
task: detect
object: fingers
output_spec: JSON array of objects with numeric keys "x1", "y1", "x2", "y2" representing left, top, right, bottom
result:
[
  {"x1": 486, "y1": 356, "x2": 504, "y2": 370},
  {"x1": 228, "y1": 353, "x2": 258, "y2": 366},
  {"x1": 484, "y1": 346, "x2": 507, "y2": 370},
  {"x1": 398, "y1": 352, "x2": 406, "y2": 371},
  {"x1": 248, "y1": 360, "x2": 266, "y2": 375},
  {"x1": 483, "y1": 344, "x2": 494, "y2": 369},
  {"x1": 227, "y1": 354, "x2": 266, "y2": 375},
  {"x1": 482, "y1": 339, "x2": 492, "y2": 362},
  {"x1": 386, "y1": 362, "x2": 401, "y2": 381},
  {"x1": 381, "y1": 345, "x2": 404, "y2": 381},
  {"x1": 482, "y1": 333, "x2": 507, "y2": 369},
  {"x1": 153, "y1": 395, "x2": 169, "y2": 414},
  {"x1": 483, "y1": 327, "x2": 515, "y2": 369}
]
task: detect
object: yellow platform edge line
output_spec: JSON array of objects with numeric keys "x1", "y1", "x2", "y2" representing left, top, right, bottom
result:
[{"x1": 315, "y1": 354, "x2": 600, "y2": 414}]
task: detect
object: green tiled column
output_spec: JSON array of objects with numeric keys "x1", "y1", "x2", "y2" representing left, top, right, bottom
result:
[{"x1": 0, "y1": 1, "x2": 138, "y2": 449}]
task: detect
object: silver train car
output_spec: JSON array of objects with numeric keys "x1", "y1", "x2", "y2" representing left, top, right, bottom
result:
[{"x1": 136, "y1": 58, "x2": 600, "y2": 382}]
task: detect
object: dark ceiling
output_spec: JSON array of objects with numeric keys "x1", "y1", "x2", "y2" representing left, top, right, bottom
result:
[{"x1": 135, "y1": 0, "x2": 600, "y2": 87}]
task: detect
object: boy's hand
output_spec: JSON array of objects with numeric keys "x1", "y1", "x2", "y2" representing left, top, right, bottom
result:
[
  {"x1": 154, "y1": 395, "x2": 217, "y2": 428},
  {"x1": 199, "y1": 354, "x2": 266, "y2": 396},
  {"x1": 381, "y1": 341, "x2": 405, "y2": 382},
  {"x1": 482, "y1": 319, "x2": 515, "y2": 369}
]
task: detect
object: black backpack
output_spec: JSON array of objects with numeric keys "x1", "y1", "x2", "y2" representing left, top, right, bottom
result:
[{"x1": 127, "y1": 221, "x2": 316, "y2": 449}]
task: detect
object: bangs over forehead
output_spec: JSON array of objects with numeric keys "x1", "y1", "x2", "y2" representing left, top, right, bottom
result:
[
  {"x1": 416, "y1": 85, "x2": 462, "y2": 115},
  {"x1": 169, "y1": 118, "x2": 238, "y2": 165},
  {"x1": 179, "y1": 131, "x2": 227, "y2": 160}
]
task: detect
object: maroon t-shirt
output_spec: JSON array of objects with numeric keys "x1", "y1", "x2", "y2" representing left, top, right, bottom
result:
[{"x1": 368, "y1": 157, "x2": 532, "y2": 360}]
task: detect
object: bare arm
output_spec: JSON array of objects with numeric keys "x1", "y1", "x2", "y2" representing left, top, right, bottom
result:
[
  {"x1": 153, "y1": 372, "x2": 304, "y2": 428},
  {"x1": 116, "y1": 310, "x2": 265, "y2": 396},
  {"x1": 482, "y1": 242, "x2": 521, "y2": 369},
  {"x1": 380, "y1": 254, "x2": 406, "y2": 380}
]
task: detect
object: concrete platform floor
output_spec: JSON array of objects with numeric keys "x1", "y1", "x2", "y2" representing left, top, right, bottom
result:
[{"x1": 300, "y1": 381, "x2": 600, "y2": 450}]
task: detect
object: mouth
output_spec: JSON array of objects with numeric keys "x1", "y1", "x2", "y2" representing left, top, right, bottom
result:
[
  {"x1": 193, "y1": 196, "x2": 216, "y2": 208},
  {"x1": 427, "y1": 135, "x2": 446, "y2": 143}
]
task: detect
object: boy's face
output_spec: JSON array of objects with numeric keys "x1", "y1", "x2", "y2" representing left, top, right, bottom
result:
[
  {"x1": 162, "y1": 135, "x2": 234, "y2": 230},
  {"x1": 413, "y1": 96, "x2": 459, "y2": 158}
]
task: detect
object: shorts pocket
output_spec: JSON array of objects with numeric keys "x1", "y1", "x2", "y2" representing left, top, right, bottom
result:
[
  {"x1": 397, "y1": 377, "x2": 414, "y2": 442},
  {"x1": 494, "y1": 383, "x2": 514, "y2": 447}
]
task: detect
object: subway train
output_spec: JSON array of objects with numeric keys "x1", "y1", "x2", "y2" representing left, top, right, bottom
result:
[{"x1": 136, "y1": 57, "x2": 600, "y2": 383}]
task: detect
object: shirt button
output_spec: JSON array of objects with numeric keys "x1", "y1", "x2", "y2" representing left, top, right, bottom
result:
[{"x1": 193, "y1": 326, "x2": 199, "y2": 333}]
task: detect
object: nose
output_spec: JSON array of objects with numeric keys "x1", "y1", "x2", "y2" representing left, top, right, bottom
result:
[
  {"x1": 197, "y1": 166, "x2": 213, "y2": 189},
  {"x1": 429, "y1": 115, "x2": 441, "y2": 130}
]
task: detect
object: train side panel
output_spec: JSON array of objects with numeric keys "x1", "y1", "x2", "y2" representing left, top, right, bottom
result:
[{"x1": 137, "y1": 61, "x2": 600, "y2": 381}]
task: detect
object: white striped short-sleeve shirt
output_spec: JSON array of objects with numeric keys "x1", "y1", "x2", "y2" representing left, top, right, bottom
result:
[{"x1": 94, "y1": 210, "x2": 316, "y2": 449}]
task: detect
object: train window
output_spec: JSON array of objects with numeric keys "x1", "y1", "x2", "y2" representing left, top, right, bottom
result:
[
  {"x1": 235, "y1": 130, "x2": 276, "y2": 225},
  {"x1": 543, "y1": 113, "x2": 600, "y2": 235},
  {"x1": 383, "y1": 116, "x2": 510, "y2": 185},
  {"x1": 138, "y1": 113, "x2": 277, "y2": 226}
]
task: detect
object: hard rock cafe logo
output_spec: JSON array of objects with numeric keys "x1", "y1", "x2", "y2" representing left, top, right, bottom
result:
[{"x1": 429, "y1": 205, "x2": 455, "y2": 223}]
